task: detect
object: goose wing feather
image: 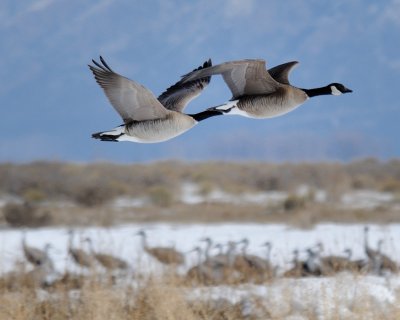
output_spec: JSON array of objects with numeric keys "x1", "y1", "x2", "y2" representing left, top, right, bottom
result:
[
  {"x1": 158, "y1": 59, "x2": 212, "y2": 112},
  {"x1": 89, "y1": 56, "x2": 168, "y2": 123},
  {"x1": 181, "y1": 59, "x2": 280, "y2": 98},
  {"x1": 267, "y1": 61, "x2": 299, "y2": 85}
]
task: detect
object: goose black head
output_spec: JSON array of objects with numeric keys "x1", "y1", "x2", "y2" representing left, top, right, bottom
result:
[{"x1": 329, "y1": 83, "x2": 352, "y2": 95}]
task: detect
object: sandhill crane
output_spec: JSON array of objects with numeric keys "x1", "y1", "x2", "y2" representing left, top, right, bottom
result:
[
  {"x1": 283, "y1": 249, "x2": 305, "y2": 278},
  {"x1": 137, "y1": 230, "x2": 184, "y2": 266},
  {"x1": 85, "y1": 238, "x2": 129, "y2": 271},
  {"x1": 67, "y1": 230, "x2": 94, "y2": 269},
  {"x1": 303, "y1": 247, "x2": 324, "y2": 276},
  {"x1": 341, "y1": 248, "x2": 366, "y2": 272},
  {"x1": 363, "y1": 226, "x2": 398, "y2": 274},
  {"x1": 22, "y1": 232, "x2": 54, "y2": 269},
  {"x1": 312, "y1": 242, "x2": 351, "y2": 275},
  {"x1": 233, "y1": 239, "x2": 273, "y2": 282},
  {"x1": 186, "y1": 246, "x2": 221, "y2": 285},
  {"x1": 200, "y1": 237, "x2": 226, "y2": 267},
  {"x1": 187, "y1": 243, "x2": 241, "y2": 285}
]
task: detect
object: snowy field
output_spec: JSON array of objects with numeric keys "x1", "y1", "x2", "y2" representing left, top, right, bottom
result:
[
  {"x1": 1, "y1": 223, "x2": 399, "y2": 273},
  {"x1": 1, "y1": 223, "x2": 400, "y2": 319}
]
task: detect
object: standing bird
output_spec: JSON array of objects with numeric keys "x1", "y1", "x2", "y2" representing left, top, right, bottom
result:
[
  {"x1": 180, "y1": 59, "x2": 352, "y2": 119},
  {"x1": 137, "y1": 230, "x2": 184, "y2": 266},
  {"x1": 185, "y1": 246, "x2": 222, "y2": 285},
  {"x1": 67, "y1": 230, "x2": 94, "y2": 269},
  {"x1": 22, "y1": 232, "x2": 54, "y2": 269},
  {"x1": 363, "y1": 227, "x2": 397, "y2": 274},
  {"x1": 283, "y1": 249, "x2": 305, "y2": 278},
  {"x1": 199, "y1": 237, "x2": 226, "y2": 267},
  {"x1": 89, "y1": 57, "x2": 223, "y2": 143},
  {"x1": 85, "y1": 238, "x2": 129, "y2": 271}
]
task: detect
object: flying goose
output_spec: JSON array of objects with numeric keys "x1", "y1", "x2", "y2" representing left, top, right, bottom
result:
[
  {"x1": 180, "y1": 59, "x2": 352, "y2": 119},
  {"x1": 89, "y1": 57, "x2": 223, "y2": 143}
]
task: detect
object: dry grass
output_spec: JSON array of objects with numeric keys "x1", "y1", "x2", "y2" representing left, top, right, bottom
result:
[{"x1": 1, "y1": 268, "x2": 400, "y2": 320}]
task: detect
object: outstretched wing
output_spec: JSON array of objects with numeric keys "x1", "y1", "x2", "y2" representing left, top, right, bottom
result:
[
  {"x1": 267, "y1": 61, "x2": 299, "y2": 85},
  {"x1": 157, "y1": 59, "x2": 212, "y2": 112},
  {"x1": 89, "y1": 56, "x2": 168, "y2": 123},
  {"x1": 180, "y1": 59, "x2": 280, "y2": 99}
]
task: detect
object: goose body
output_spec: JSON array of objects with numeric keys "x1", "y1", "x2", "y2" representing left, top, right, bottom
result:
[
  {"x1": 89, "y1": 57, "x2": 222, "y2": 143},
  {"x1": 180, "y1": 59, "x2": 352, "y2": 119}
]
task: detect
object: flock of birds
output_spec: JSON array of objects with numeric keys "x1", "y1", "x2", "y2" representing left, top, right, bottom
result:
[
  {"x1": 89, "y1": 56, "x2": 352, "y2": 143},
  {"x1": 19, "y1": 226, "x2": 397, "y2": 287}
]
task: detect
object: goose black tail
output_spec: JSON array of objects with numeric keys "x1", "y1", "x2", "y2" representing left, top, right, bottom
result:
[{"x1": 92, "y1": 131, "x2": 123, "y2": 142}]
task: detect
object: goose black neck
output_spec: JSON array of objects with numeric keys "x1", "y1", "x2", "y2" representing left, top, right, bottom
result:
[
  {"x1": 189, "y1": 109, "x2": 223, "y2": 122},
  {"x1": 302, "y1": 85, "x2": 331, "y2": 98}
]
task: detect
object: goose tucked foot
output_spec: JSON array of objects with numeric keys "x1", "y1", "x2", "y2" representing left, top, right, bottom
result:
[{"x1": 207, "y1": 100, "x2": 238, "y2": 114}]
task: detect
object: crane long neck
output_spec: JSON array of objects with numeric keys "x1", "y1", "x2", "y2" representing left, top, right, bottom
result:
[
  {"x1": 140, "y1": 233, "x2": 148, "y2": 250},
  {"x1": 196, "y1": 248, "x2": 202, "y2": 265},
  {"x1": 87, "y1": 239, "x2": 95, "y2": 254},
  {"x1": 68, "y1": 232, "x2": 73, "y2": 250},
  {"x1": 265, "y1": 244, "x2": 271, "y2": 261},
  {"x1": 204, "y1": 240, "x2": 212, "y2": 261},
  {"x1": 364, "y1": 228, "x2": 369, "y2": 252}
]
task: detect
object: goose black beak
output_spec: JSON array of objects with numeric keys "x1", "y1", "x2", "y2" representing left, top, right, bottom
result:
[{"x1": 343, "y1": 87, "x2": 353, "y2": 93}]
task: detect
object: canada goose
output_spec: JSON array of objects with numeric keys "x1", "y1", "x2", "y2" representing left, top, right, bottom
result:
[
  {"x1": 22, "y1": 232, "x2": 54, "y2": 269},
  {"x1": 137, "y1": 229, "x2": 184, "y2": 265},
  {"x1": 180, "y1": 59, "x2": 352, "y2": 119},
  {"x1": 85, "y1": 238, "x2": 129, "y2": 270},
  {"x1": 67, "y1": 230, "x2": 94, "y2": 269},
  {"x1": 89, "y1": 57, "x2": 223, "y2": 143}
]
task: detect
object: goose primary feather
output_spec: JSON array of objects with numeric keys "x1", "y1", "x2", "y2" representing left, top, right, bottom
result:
[
  {"x1": 89, "y1": 57, "x2": 222, "y2": 143},
  {"x1": 180, "y1": 58, "x2": 352, "y2": 119}
]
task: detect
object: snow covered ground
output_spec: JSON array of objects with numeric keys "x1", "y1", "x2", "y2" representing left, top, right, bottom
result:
[
  {"x1": 1, "y1": 223, "x2": 400, "y2": 319},
  {"x1": 1, "y1": 223, "x2": 399, "y2": 274}
]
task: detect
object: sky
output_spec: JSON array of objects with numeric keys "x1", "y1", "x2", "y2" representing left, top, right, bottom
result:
[{"x1": 0, "y1": 0, "x2": 399, "y2": 163}]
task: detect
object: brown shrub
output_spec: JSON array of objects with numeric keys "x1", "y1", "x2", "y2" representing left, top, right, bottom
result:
[
  {"x1": 148, "y1": 186, "x2": 174, "y2": 207},
  {"x1": 2, "y1": 202, "x2": 52, "y2": 227},
  {"x1": 73, "y1": 185, "x2": 115, "y2": 207},
  {"x1": 283, "y1": 194, "x2": 306, "y2": 211}
]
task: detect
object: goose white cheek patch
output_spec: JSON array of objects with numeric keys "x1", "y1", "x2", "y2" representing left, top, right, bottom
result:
[{"x1": 331, "y1": 86, "x2": 342, "y2": 96}]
